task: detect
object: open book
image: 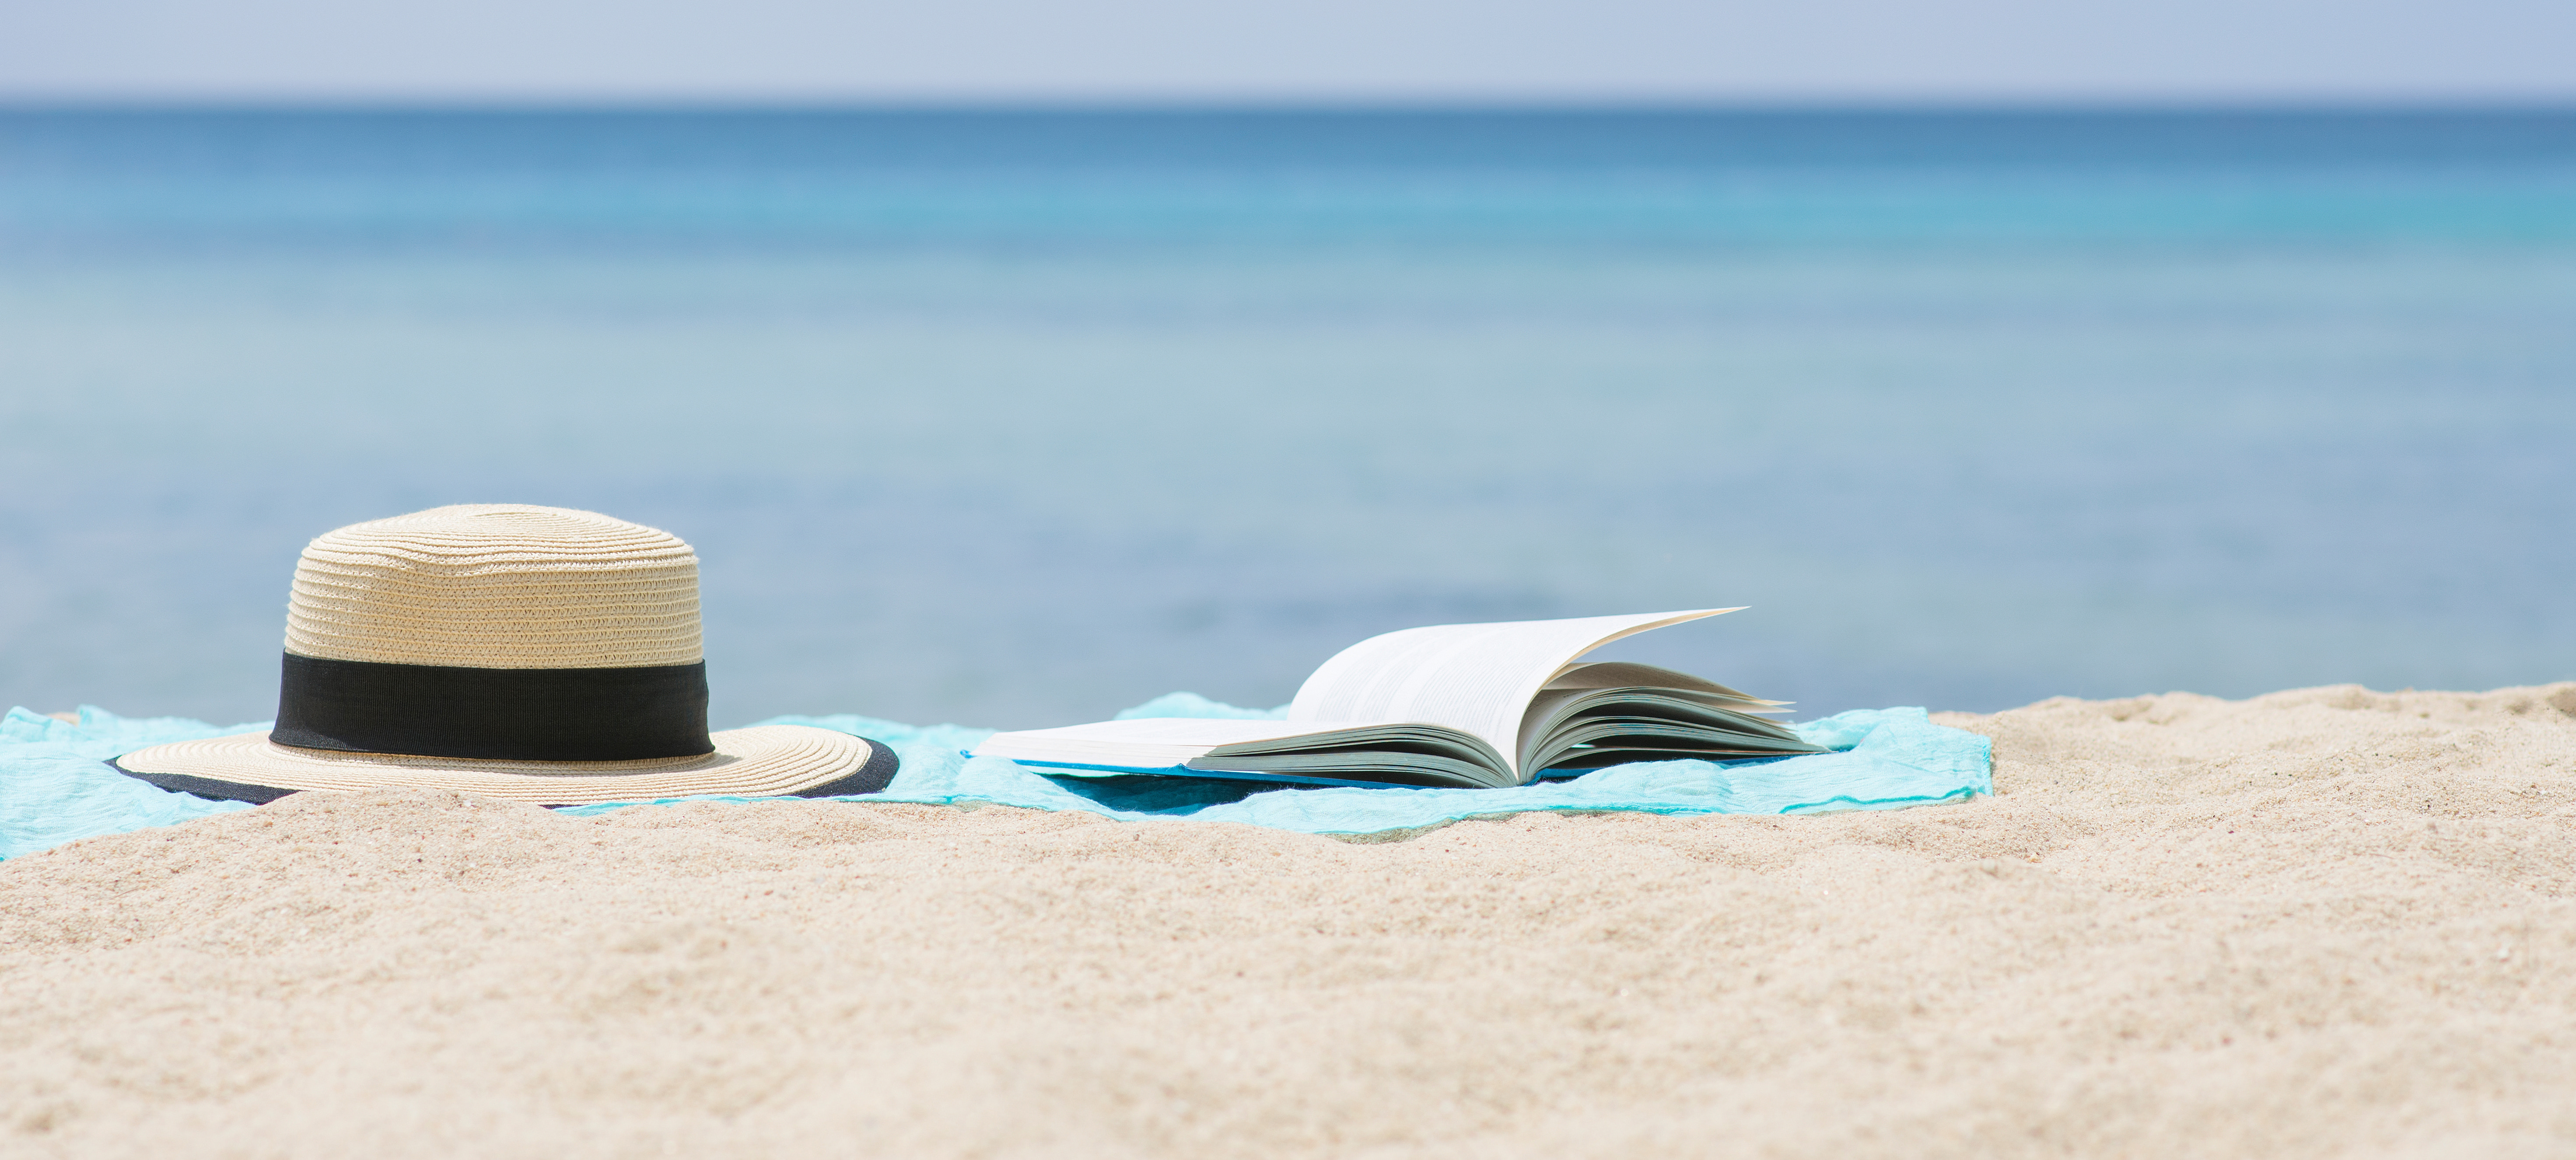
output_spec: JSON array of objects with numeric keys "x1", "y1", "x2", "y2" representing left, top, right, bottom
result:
[{"x1": 971, "y1": 609, "x2": 1826, "y2": 789}]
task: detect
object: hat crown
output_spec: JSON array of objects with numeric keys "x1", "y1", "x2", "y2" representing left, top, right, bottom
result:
[{"x1": 284, "y1": 504, "x2": 702, "y2": 670}]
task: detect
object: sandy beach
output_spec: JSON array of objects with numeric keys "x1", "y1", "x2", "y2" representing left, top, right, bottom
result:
[{"x1": 4, "y1": 682, "x2": 2571, "y2": 1158}]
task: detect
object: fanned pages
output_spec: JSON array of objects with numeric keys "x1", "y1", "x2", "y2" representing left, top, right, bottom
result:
[{"x1": 970, "y1": 610, "x2": 1827, "y2": 789}]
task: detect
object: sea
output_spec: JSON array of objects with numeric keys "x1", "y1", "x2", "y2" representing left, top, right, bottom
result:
[{"x1": 2, "y1": 108, "x2": 2570, "y2": 730}]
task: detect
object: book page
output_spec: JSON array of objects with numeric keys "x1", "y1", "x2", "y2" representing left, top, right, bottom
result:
[
  {"x1": 971, "y1": 718, "x2": 1380, "y2": 770},
  {"x1": 1284, "y1": 608, "x2": 1740, "y2": 776}
]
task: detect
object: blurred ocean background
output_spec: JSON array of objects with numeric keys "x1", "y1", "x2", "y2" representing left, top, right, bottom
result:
[{"x1": 1, "y1": 108, "x2": 2570, "y2": 729}]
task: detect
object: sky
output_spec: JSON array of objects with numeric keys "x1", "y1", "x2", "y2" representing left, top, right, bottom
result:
[{"x1": 2, "y1": 0, "x2": 2571, "y2": 104}]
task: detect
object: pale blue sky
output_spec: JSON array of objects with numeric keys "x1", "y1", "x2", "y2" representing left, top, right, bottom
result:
[{"x1": 2, "y1": 0, "x2": 2570, "y2": 103}]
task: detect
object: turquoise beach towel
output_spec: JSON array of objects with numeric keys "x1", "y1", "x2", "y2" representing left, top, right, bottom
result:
[
  {"x1": 0, "y1": 696, "x2": 1991, "y2": 858},
  {"x1": 0, "y1": 706, "x2": 262, "y2": 860}
]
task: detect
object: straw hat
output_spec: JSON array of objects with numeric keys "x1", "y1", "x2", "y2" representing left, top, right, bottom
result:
[{"x1": 111, "y1": 505, "x2": 897, "y2": 806}]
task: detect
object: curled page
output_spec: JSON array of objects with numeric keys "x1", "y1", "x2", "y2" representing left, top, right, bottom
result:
[{"x1": 1285, "y1": 608, "x2": 1741, "y2": 777}]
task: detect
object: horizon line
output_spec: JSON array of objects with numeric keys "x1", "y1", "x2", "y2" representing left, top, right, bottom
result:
[{"x1": 6, "y1": 94, "x2": 2576, "y2": 115}]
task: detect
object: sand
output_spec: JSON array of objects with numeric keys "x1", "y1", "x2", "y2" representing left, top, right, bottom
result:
[{"x1": 4, "y1": 683, "x2": 2572, "y2": 1159}]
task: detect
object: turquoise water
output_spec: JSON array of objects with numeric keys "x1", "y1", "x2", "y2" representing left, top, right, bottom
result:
[{"x1": 2, "y1": 109, "x2": 2571, "y2": 727}]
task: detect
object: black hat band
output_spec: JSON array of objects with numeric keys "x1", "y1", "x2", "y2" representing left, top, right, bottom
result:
[{"x1": 271, "y1": 652, "x2": 714, "y2": 762}]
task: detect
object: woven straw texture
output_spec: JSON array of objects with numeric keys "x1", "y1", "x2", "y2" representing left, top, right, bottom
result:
[
  {"x1": 285, "y1": 505, "x2": 702, "y2": 670},
  {"x1": 116, "y1": 726, "x2": 874, "y2": 805}
]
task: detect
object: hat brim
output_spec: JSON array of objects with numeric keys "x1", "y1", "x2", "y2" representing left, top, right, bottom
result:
[{"x1": 109, "y1": 725, "x2": 898, "y2": 807}]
